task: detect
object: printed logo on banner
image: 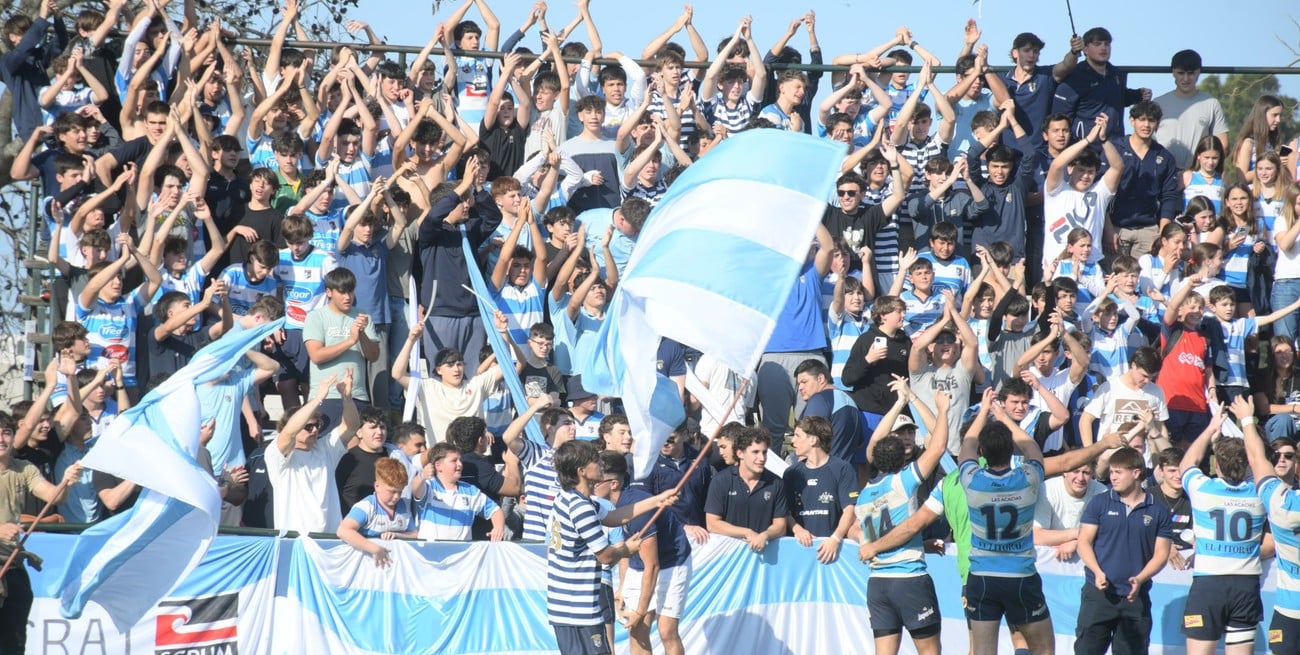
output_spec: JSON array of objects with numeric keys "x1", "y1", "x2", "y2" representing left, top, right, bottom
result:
[{"x1": 154, "y1": 591, "x2": 239, "y2": 655}]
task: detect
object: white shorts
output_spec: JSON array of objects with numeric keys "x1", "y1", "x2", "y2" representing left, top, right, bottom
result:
[{"x1": 619, "y1": 562, "x2": 692, "y2": 619}]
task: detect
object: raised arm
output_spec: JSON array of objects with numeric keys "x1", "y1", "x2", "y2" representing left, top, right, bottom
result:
[
  {"x1": 1097, "y1": 116, "x2": 1123, "y2": 192},
  {"x1": 552, "y1": 224, "x2": 587, "y2": 302},
  {"x1": 502, "y1": 396, "x2": 552, "y2": 455},
  {"x1": 1178, "y1": 409, "x2": 1221, "y2": 479},
  {"x1": 702, "y1": 23, "x2": 745, "y2": 100},
  {"x1": 1046, "y1": 116, "x2": 1104, "y2": 191},
  {"x1": 640, "y1": 6, "x2": 689, "y2": 59},
  {"x1": 276, "y1": 374, "x2": 336, "y2": 456},
  {"x1": 1052, "y1": 36, "x2": 1084, "y2": 82},
  {"x1": 1227, "y1": 396, "x2": 1275, "y2": 483},
  {"x1": 262, "y1": 0, "x2": 299, "y2": 86},
  {"x1": 917, "y1": 390, "x2": 952, "y2": 478},
  {"x1": 475, "y1": 0, "x2": 500, "y2": 50}
]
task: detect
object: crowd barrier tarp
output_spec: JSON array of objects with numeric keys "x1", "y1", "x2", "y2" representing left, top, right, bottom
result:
[
  {"x1": 25, "y1": 533, "x2": 1281, "y2": 654},
  {"x1": 27, "y1": 532, "x2": 279, "y2": 655}
]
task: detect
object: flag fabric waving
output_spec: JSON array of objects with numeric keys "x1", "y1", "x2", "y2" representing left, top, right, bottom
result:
[
  {"x1": 577, "y1": 130, "x2": 843, "y2": 477},
  {"x1": 56, "y1": 319, "x2": 285, "y2": 631},
  {"x1": 459, "y1": 225, "x2": 547, "y2": 445}
]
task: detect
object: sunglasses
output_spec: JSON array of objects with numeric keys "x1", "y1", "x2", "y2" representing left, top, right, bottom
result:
[
  {"x1": 1279, "y1": 452, "x2": 1296, "y2": 461},
  {"x1": 303, "y1": 422, "x2": 324, "y2": 433},
  {"x1": 934, "y1": 336, "x2": 957, "y2": 344},
  {"x1": 836, "y1": 189, "x2": 859, "y2": 196}
]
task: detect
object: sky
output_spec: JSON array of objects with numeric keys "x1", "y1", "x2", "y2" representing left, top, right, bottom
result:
[{"x1": 317, "y1": 0, "x2": 1300, "y2": 112}]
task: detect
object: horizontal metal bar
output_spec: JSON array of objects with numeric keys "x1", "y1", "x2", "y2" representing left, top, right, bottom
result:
[{"x1": 230, "y1": 38, "x2": 1300, "y2": 76}]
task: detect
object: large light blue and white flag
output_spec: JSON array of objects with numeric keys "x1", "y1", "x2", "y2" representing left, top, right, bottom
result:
[
  {"x1": 56, "y1": 319, "x2": 285, "y2": 631},
  {"x1": 578, "y1": 130, "x2": 843, "y2": 477}
]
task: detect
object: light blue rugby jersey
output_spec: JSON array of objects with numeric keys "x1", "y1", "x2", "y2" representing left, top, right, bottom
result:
[
  {"x1": 1259, "y1": 476, "x2": 1300, "y2": 618},
  {"x1": 1182, "y1": 467, "x2": 1265, "y2": 576},
  {"x1": 856, "y1": 461, "x2": 927, "y2": 576},
  {"x1": 960, "y1": 458, "x2": 1044, "y2": 577}
]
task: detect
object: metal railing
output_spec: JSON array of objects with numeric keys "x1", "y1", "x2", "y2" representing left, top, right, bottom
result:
[{"x1": 235, "y1": 37, "x2": 1300, "y2": 76}]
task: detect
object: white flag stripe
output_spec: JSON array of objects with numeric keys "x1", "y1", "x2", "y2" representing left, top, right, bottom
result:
[{"x1": 625, "y1": 279, "x2": 779, "y2": 375}]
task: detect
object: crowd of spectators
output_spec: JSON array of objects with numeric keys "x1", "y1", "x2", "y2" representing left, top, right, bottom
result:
[{"x1": 3, "y1": 0, "x2": 1300, "y2": 652}]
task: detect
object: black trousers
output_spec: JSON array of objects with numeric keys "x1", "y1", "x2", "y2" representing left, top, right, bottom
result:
[
  {"x1": 0, "y1": 566, "x2": 33, "y2": 654},
  {"x1": 1074, "y1": 583, "x2": 1152, "y2": 655}
]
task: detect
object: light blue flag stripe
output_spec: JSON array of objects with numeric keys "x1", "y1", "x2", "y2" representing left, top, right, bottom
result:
[
  {"x1": 459, "y1": 226, "x2": 546, "y2": 445},
  {"x1": 59, "y1": 496, "x2": 195, "y2": 616},
  {"x1": 627, "y1": 228, "x2": 804, "y2": 319}
]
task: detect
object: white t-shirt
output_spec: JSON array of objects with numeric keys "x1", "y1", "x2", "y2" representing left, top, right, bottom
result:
[
  {"x1": 264, "y1": 426, "x2": 349, "y2": 534},
  {"x1": 692, "y1": 354, "x2": 756, "y2": 436},
  {"x1": 1043, "y1": 178, "x2": 1115, "y2": 266},
  {"x1": 1083, "y1": 376, "x2": 1170, "y2": 438},
  {"x1": 1031, "y1": 367, "x2": 1080, "y2": 453},
  {"x1": 1033, "y1": 475, "x2": 1107, "y2": 530},
  {"x1": 414, "y1": 371, "x2": 503, "y2": 443},
  {"x1": 1276, "y1": 212, "x2": 1300, "y2": 280}
]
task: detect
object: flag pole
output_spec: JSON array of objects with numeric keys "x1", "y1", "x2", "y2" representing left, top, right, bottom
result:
[
  {"x1": 0, "y1": 475, "x2": 74, "y2": 579},
  {"x1": 1065, "y1": 0, "x2": 1078, "y2": 37},
  {"x1": 631, "y1": 380, "x2": 750, "y2": 541}
]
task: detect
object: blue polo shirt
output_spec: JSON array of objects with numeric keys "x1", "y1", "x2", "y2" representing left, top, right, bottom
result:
[
  {"x1": 620, "y1": 482, "x2": 692, "y2": 571},
  {"x1": 801, "y1": 388, "x2": 865, "y2": 461},
  {"x1": 703, "y1": 466, "x2": 788, "y2": 534},
  {"x1": 1001, "y1": 65, "x2": 1057, "y2": 143},
  {"x1": 1079, "y1": 489, "x2": 1174, "y2": 597},
  {"x1": 648, "y1": 446, "x2": 712, "y2": 528}
]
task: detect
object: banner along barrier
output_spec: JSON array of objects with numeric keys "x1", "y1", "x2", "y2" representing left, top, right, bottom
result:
[{"x1": 25, "y1": 533, "x2": 1278, "y2": 654}]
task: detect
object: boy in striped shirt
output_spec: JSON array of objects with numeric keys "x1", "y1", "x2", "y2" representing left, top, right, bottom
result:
[
  {"x1": 546, "y1": 439, "x2": 676, "y2": 655},
  {"x1": 218, "y1": 240, "x2": 279, "y2": 318},
  {"x1": 890, "y1": 255, "x2": 945, "y2": 338},
  {"x1": 289, "y1": 160, "x2": 365, "y2": 257},
  {"x1": 508, "y1": 400, "x2": 578, "y2": 543},
  {"x1": 411, "y1": 443, "x2": 503, "y2": 542},
  {"x1": 917, "y1": 221, "x2": 971, "y2": 297},
  {"x1": 274, "y1": 214, "x2": 337, "y2": 408},
  {"x1": 336, "y1": 458, "x2": 416, "y2": 567},
  {"x1": 76, "y1": 233, "x2": 164, "y2": 394},
  {"x1": 490, "y1": 201, "x2": 548, "y2": 346},
  {"x1": 698, "y1": 18, "x2": 766, "y2": 136}
]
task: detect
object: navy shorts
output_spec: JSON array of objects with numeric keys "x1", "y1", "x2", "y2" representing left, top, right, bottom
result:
[
  {"x1": 552, "y1": 624, "x2": 610, "y2": 655},
  {"x1": 599, "y1": 582, "x2": 614, "y2": 624},
  {"x1": 1183, "y1": 574, "x2": 1262, "y2": 641},
  {"x1": 868, "y1": 574, "x2": 942, "y2": 635},
  {"x1": 1269, "y1": 612, "x2": 1300, "y2": 654},
  {"x1": 963, "y1": 573, "x2": 1051, "y2": 626}
]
